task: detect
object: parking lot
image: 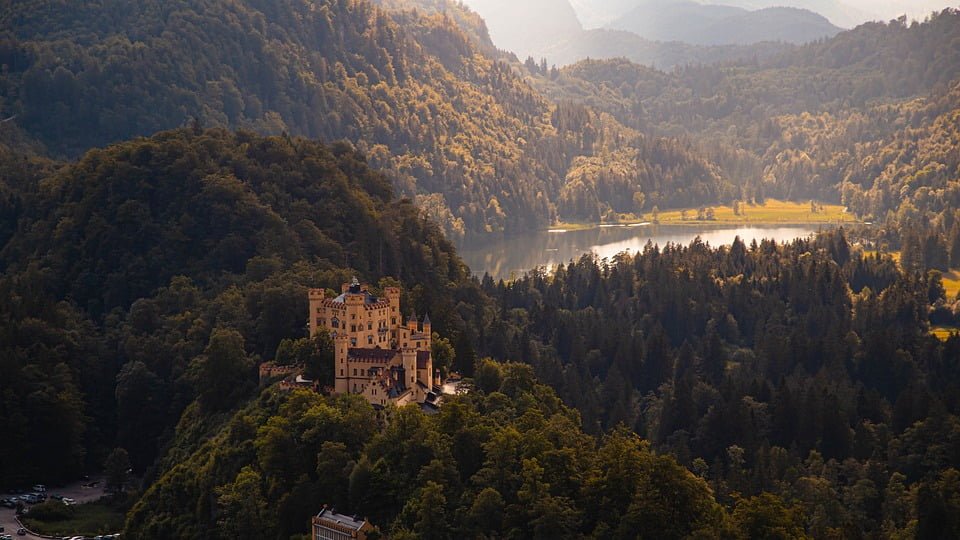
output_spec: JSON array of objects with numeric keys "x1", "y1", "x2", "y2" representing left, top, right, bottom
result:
[{"x1": 0, "y1": 477, "x2": 106, "y2": 540}]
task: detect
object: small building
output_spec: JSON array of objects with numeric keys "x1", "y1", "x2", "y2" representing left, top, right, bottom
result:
[
  {"x1": 259, "y1": 362, "x2": 318, "y2": 392},
  {"x1": 312, "y1": 506, "x2": 373, "y2": 540}
]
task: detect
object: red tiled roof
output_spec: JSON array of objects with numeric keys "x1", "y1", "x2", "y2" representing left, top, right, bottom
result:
[{"x1": 348, "y1": 348, "x2": 397, "y2": 363}]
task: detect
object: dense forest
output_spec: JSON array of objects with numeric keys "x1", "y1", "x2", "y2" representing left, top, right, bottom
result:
[
  {"x1": 0, "y1": 0, "x2": 731, "y2": 237},
  {"x1": 538, "y1": 9, "x2": 960, "y2": 226},
  {"x1": 3, "y1": 0, "x2": 960, "y2": 538},
  {"x1": 0, "y1": 126, "x2": 830, "y2": 540},
  {"x1": 481, "y1": 231, "x2": 960, "y2": 537},
  {"x1": 0, "y1": 127, "x2": 487, "y2": 486},
  {"x1": 124, "y1": 371, "x2": 742, "y2": 539}
]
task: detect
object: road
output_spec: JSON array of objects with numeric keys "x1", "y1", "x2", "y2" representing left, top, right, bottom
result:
[{"x1": 0, "y1": 477, "x2": 106, "y2": 540}]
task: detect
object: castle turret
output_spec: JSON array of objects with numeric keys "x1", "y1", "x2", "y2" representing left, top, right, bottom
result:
[
  {"x1": 407, "y1": 311, "x2": 418, "y2": 333},
  {"x1": 422, "y1": 312, "x2": 431, "y2": 335}
]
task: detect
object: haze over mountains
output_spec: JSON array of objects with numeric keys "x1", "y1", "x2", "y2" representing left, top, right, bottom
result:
[
  {"x1": 452, "y1": 0, "x2": 582, "y2": 59},
  {"x1": 463, "y1": 0, "x2": 959, "y2": 66},
  {"x1": 573, "y1": 0, "x2": 956, "y2": 28},
  {"x1": 606, "y1": 1, "x2": 841, "y2": 46}
]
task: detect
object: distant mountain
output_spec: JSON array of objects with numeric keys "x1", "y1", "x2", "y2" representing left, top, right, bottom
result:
[
  {"x1": 457, "y1": 0, "x2": 583, "y2": 58},
  {"x1": 568, "y1": 0, "x2": 638, "y2": 27},
  {"x1": 536, "y1": 28, "x2": 793, "y2": 68},
  {"x1": 701, "y1": 0, "x2": 877, "y2": 28},
  {"x1": 607, "y1": 1, "x2": 842, "y2": 45}
]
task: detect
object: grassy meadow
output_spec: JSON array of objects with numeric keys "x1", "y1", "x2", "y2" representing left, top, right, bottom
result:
[{"x1": 552, "y1": 199, "x2": 852, "y2": 230}]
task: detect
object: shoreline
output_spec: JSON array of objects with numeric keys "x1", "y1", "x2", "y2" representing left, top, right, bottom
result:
[{"x1": 547, "y1": 218, "x2": 860, "y2": 233}]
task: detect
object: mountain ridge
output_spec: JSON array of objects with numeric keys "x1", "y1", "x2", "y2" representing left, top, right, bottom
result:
[{"x1": 607, "y1": 1, "x2": 842, "y2": 46}]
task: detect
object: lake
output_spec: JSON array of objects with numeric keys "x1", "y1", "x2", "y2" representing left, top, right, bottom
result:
[{"x1": 460, "y1": 223, "x2": 831, "y2": 279}]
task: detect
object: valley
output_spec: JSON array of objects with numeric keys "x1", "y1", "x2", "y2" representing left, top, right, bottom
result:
[{"x1": 2, "y1": 0, "x2": 960, "y2": 538}]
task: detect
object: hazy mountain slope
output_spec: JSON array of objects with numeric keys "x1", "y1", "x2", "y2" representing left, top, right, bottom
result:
[
  {"x1": 607, "y1": 1, "x2": 744, "y2": 44},
  {"x1": 537, "y1": 28, "x2": 793, "y2": 69},
  {"x1": 704, "y1": 0, "x2": 876, "y2": 27},
  {"x1": 698, "y1": 7, "x2": 842, "y2": 45},
  {"x1": 607, "y1": 1, "x2": 841, "y2": 45},
  {"x1": 568, "y1": 0, "x2": 638, "y2": 27},
  {"x1": 457, "y1": 0, "x2": 582, "y2": 58},
  {"x1": 373, "y1": 0, "x2": 500, "y2": 56}
]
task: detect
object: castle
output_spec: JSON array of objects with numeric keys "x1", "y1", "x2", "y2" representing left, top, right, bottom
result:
[{"x1": 308, "y1": 279, "x2": 439, "y2": 408}]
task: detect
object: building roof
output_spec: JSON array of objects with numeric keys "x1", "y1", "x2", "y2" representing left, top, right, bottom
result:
[
  {"x1": 348, "y1": 348, "x2": 398, "y2": 363},
  {"x1": 315, "y1": 507, "x2": 367, "y2": 531}
]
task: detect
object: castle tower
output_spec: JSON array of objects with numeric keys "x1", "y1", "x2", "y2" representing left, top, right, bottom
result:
[
  {"x1": 307, "y1": 288, "x2": 326, "y2": 337},
  {"x1": 401, "y1": 348, "x2": 418, "y2": 397},
  {"x1": 334, "y1": 333, "x2": 350, "y2": 394}
]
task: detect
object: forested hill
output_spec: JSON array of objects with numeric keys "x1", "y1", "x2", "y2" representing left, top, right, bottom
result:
[
  {"x1": 124, "y1": 371, "x2": 743, "y2": 539},
  {"x1": 0, "y1": 0, "x2": 729, "y2": 237},
  {"x1": 537, "y1": 9, "x2": 960, "y2": 210},
  {"x1": 0, "y1": 128, "x2": 489, "y2": 486},
  {"x1": 0, "y1": 128, "x2": 812, "y2": 539},
  {"x1": 482, "y1": 232, "x2": 960, "y2": 537}
]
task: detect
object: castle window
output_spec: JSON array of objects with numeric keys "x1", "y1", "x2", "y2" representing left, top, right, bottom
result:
[
  {"x1": 353, "y1": 369, "x2": 357, "y2": 376},
  {"x1": 351, "y1": 324, "x2": 357, "y2": 332},
  {"x1": 351, "y1": 338, "x2": 357, "y2": 346},
  {"x1": 331, "y1": 317, "x2": 340, "y2": 329},
  {"x1": 367, "y1": 322, "x2": 372, "y2": 330},
  {"x1": 368, "y1": 336, "x2": 373, "y2": 345},
  {"x1": 351, "y1": 314, "x2": 356, "y2": 320},
  {"x1": 340, "y1": 369, "x2": 343, "y2": 376},
  {"x1": 392, "y1": 317, "x2": 397, "y2": 325}
]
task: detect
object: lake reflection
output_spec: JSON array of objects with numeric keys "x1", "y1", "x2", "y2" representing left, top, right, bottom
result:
[{"x1": 460, "y1": 224, "x2": 829, "y2": 279}]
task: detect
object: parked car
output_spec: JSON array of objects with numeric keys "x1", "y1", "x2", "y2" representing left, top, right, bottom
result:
[
  {"x1": 0, "y1": 499, "x2": 12, "y2": 508},
  {"x1": 16, "y1": 529, "x2": 26, "y2": 536},
  {"x1": 19, "y1": 494, "x2": 37, "y2": 504},
  {"x1": 49, "y1": 493, "x2": 63, "y2": 500},
  {"x1": 61, "y1": 497, "x2": 76, "y2": 506},
  {"x1": 31, "y1": 485, "x2": 45, "y2": 493},
  {"x1": 1, "y1": 533, "x2": 12, "y2": 540}
]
